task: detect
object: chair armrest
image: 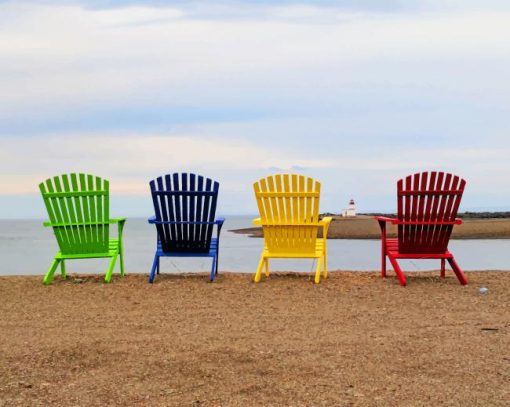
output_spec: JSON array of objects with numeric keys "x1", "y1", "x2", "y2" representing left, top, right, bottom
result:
[
  {"x1": 319, "y1": 217, "x2": 332, "y2": 225},
  {"x1": 110, "y1": 217, "x2": 126, "y2": 224},
  {"x1": 112, "y1": 218, "x2": 126, "y2": 241},
  {"x1": 455, "y1": 218, "x2": 462, "y2": 225},
  {"x1": 375, "y1": 216, "x2": 398, "y2": 224},
  {"x1": 215, "y1": 217, "x2": 225, "y2": 240},
  {"x1": 253, "y1": 217, "x2": 262, "y2": 226},
  {"x1": 215, "y1": 217, "x2": 225, "y2": 232},
  {"x1": 148, "y1": 216, "x2": 225, "y2": 227},
  {"x1": 375, "y1": 216, "x2": 392, "y2": 241},
  {"x1": 319, "y1": 216, "x2": 333, "y2": 238}
]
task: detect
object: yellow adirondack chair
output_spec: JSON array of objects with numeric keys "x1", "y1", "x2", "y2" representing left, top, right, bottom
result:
[{"x1": 253, "y1": 174, "x2": 332, "y2": 284}]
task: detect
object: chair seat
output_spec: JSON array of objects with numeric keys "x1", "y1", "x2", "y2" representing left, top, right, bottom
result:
[
  {"x1": 385, "y1": 238, "x2": 453, "y2": 259},
  {"x1": 262, "y1": 238, "x2": 326, "y2": 258},
  {"x1": 156, "y1": 238, "x2": 218, "y2": 257},
  {"x1": 55, "y1": 239, "x2": 120, "y2": 259}
]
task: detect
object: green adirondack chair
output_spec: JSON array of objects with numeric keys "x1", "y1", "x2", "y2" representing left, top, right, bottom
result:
[{"x1": 39, "y1": 173, "x2": 126, "y2": 284}]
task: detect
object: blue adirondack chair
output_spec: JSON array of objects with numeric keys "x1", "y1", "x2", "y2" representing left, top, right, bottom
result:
[{"x1": 148, "y1": 173, "x2": 224, "y2": 282}]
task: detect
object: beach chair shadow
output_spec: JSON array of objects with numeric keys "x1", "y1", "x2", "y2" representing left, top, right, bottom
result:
[
  {"x1": 376, "y1": 171, "x2": 468, "y2": 286},
  {"x1": 148, "y1": 272, "x2": 216, "y2": 283},
  {"x1": 148, "y1": 173, "x2": 224, "y2": 283}
]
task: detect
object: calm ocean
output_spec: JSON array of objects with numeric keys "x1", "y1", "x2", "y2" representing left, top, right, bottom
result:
[{"x1": 0, "y1": 216, "x2": 509, "y2": 276}]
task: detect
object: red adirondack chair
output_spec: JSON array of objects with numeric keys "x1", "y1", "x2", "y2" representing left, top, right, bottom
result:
[{"x1": 376, "y1": 171, "x2": 468, "y2": 286}]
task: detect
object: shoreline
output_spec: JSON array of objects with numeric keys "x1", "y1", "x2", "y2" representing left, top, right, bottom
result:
[{"x1": 231, "y1": 215, "x2": 510, "y2": 239}]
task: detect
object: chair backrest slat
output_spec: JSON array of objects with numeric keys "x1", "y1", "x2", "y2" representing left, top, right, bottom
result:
[
  {"x1": 88, "y1": 175, "x2": 97, "y2": 251},
  {"x1": 195, "y1": 175, "x2": 205, "y2": 250},
  {"x1": 165, "y1": 174, "x2": 176, "y2": 244},
  {"x1": 414, "y1": 172, "x2": 426, "y2": 247},
  {"x1": 55, "y1": 174, "x2": 77, "y2": 252},
  {"x1": 172, "y1": 173, "x2": 182, "y2": 242},
  {"x1": 397, "y1": 171, "x2": 465, "y2": 253},
  {"x1": 70, "y1": 174, "x2": 85, "y2": 252},
  {"x1": 254, "y1": 174, "x2": 321, "y2": 254},
  {"x1": 189, "y1": 173, "x2": 196, "y2": 245},
  {"x1": 39, "y1": 173, "x2": 110, "y2": 255},
  {"x1": 150, "y1": 173, "x2": 219, "y2": 253},
  {"x1": 291, "y1": 174, "x2": 298, "y2": 251},
  {"x1": 181, "y1": 173, "x2": 189, "y2": 244}
]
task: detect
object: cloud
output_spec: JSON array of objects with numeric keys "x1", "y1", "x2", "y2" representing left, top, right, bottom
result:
[
  {"x1": 1, "y1": 2, "x2": 510, "y2": 118},
  {"x1": 0, "y1": 134, "x2": 335, "y2": 195},
  {"x1": 1, "y1": 132, "x2": 508, "y2": 201},
  {"x1": 93, "y1": 6, "x2": 184, "y2": 25}
]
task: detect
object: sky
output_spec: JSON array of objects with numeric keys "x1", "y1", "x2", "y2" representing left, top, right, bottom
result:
[{"x1": 1, "y1": 0, "x2": 510, "y2": 218}]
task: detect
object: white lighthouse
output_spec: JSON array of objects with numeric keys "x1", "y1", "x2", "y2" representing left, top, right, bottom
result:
[{"x1": 342, "y1": 199, "x2": 357, "y2": 217}]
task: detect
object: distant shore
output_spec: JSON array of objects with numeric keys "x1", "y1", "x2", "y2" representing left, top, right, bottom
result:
[{"x1": 231, "y1": 214, "x2": 510, "y2": 239}]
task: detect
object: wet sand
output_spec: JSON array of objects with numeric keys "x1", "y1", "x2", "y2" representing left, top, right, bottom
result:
[{"x1": 1, "y1": 271, "x2": 508, "y2": 406}]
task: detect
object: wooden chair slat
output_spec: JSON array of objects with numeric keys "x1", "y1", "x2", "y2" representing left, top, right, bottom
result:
[
  {"x1": 165, "y1": 174, "x2": 177, "y2": 245},
  {"x1": 181, "y1": 173, "x2": 189, "y2": 244}
]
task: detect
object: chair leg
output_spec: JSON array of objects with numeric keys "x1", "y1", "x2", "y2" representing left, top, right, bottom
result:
[
  {"x1": 215, "y1": 249, "x2": 219, "y2": 276},
  {"x1": 104, "y1": 255, "x2": 118, "y2": 283},
  {"x1": 210, "y1": 255, "x2": 217, "y2": 282},
  {"x1": 254, "y1": 255, "x2": 265, "y2": 283},
  {"x1": 440, "y1": 259, "x2": 446, "y2": 278},
  {"x1": 314, "y1": 256, "x2": 322, "y2": 284},
  {"x1": 264, "y1": 258, "x2": 269, "y2": 278},
  {"x1": 156, "y1": 256, "x2": 160, "y2": 275},
  {"x1": 381, "y1": 249, "x2": 387, "y2": 278},
  {"x1": 60, "y1": 260, "x2": 67, "y2": 279},
  {"x1": 149, "y1": 254, "x2": 159, "y2": 283},
  {"x1": 43, "y1": 258, "x2": 60, "y2": 285},
  {"x1": 388, "y1": 256, "x2": 406, "y2": 286},
  {"x1": 323, "y1": 250, "x2": 328, "y2": 279},
  {"x1": 119, "y1": 249, "x2": 125, "y2": 277},
  {"x1": 447, "y1": 257, "x2": 468, "y2": 285}
]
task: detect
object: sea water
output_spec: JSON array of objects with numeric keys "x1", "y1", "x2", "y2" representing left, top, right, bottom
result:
[{"x1": 0, "y1": 216, "x2": 509, "y2": 276}]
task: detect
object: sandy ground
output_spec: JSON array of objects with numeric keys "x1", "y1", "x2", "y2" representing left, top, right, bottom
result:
[
  {"x1": 233, "y1": 216, "x2": 510, "y2": 239},
  {"x1": 0, "y1": 271, "x2": 509, "y2": 406}
]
